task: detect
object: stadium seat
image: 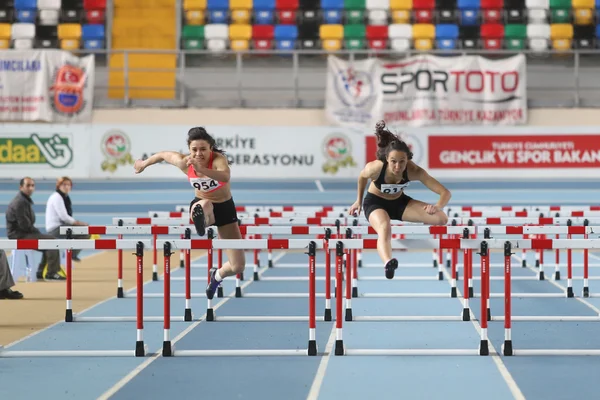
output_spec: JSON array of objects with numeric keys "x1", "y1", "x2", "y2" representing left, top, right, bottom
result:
[
  {"x1": 14, "y1": 0, "x2": 36, "y2": 23},
  {"x1": 460, "y1": 25, "x2": 479, "y2": 48},
  {"x1": 207, "y1": 0, "x2": 229, "y2": 23},
  {"x1": 229, "y1": 23, "x2": 251, "y2": 50},
  {"x1": 412, "y1": 23, "x2": 434, "y2": 49},
  {"x1": 0, "y1": 23, "x2": 10, "y2": 49},
  {"x1": 36, "y1": 25, "x2": 58, "y2": 48},
  {"x1": 254, "y1": 0, "x2": 275, "y2": 24},
  {"x1": 480, "y1": 22, "x2": 504, "y2": 48},
  {"x1": 527, "y1": 22, "x2": 550, "y2": 50},
  {"x1": 549, "y1": 0, "x2": 571, "y2": 22},
  {"x1": 0, "y1": 8, "x2": 13, "y2": 24},
  {"x1": 182, "y1": 24, "x2": 205, "y2": 48},
  {"x1": 319, "y1": 23, "x2": 343, "y2": 50},
  {"x1": 388, "y1": 22, "x2": 411, "y2": 50},
  {"x1": 322, "y1": 0, "x2": 344, "y2": 23},
  {"x1": 84, "y1": 0, "x2": 106, "y2": 23},
  {"x1": 58, "y1": 23, "x2": 81, "y2": 50},
  {"x1": 252, "y1": 24, "x2": 274, "y2": 49},
  {"x1": 550, "y1": 22, "x2": 573, "y2": 49},
  {"x1": 457, "y1": 0, "x2": 480, "y2": 26},
  {"x1": 12, "y1": 22, "x2": 34, "y2": 48},
  {"x1": 504, "y1": 23, "x2": 527, "y2": 49},
  {"x1": 505, "y1": 0, "x2": 526, "y2": 23},
  {"x1": 274, "y1": 24, "x2": 297, "y2": 49},
  {"x1": 184, "y1": 0, "x2": 207, "y2": 25},
  {"x1": 572, "y1": 0, "x2": 594, "y2": 25},
  {"x1": 573, "y1": 24, "x2": 594, "y2": 47},
  {"x1": 345, "y1": 0, "x2": 366, "y2": 24},
  {"x1": 525, "y1": 0, "x2": 548, "y2": 23},
  {"x1": 38, "y1": 0, "x2": 60, "y2": 25},
  {"x1": 82, "y1": 23, "x2": 105, "y2": 49},
  {"x1": 61, "y1": 0, "x2": 84, "y2": 24},
  {"x1": 344, "y1": 23, "x2": 366, "y2": 48},
  {"x1": 231, "y1": 0, "x2": 252, "y2": 23},
  {"x1": 276, "y1": 0, "x2": 298, "y2": 24},
  {"x1": 435, "y1": 23, "x2": 459, "y2": 49},
  {"x1": 595, "y1": 24, "x2": 600, "y2": 47},
  {"x1": 366, "y1": 24, "x2": 388, "y2": 48},
  {"x1": 298, "y1": 19, "x2": 319, "y2": 48},
  {"x1": 437, "y1": 0, "x2": 458, "y2": 23},
  {"x1": 205, "y1": 23, "x2": 228, "y2": 51},
  {"x1": 389, "y1": 0, "x2": 411, "y2": 24},
  {"x1": 366, "y1": 0, "x2": 389, "y2": 24},
  {"x1": 480, "y1": 0, "x2": 503, "y2": 22},
  {"x1": 413, "y1": 0, "x2": 434, "y2": 23}
]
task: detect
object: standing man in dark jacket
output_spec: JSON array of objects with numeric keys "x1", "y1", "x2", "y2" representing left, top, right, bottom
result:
[{"x1": 6, "y1": 177, "x2": 64, "y2": 281}]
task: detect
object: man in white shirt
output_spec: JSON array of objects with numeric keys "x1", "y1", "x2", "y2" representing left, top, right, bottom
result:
[{"x1": 45, "y1": 177, "x2": 89, "y2": 261}]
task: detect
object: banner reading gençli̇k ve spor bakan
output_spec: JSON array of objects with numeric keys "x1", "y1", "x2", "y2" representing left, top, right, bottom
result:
[
  {"x1": 326, "y1": 54, "x2": 527, "y2": 127},
  {"x1": 428, "y1": 135, "x2": 600, "y2": 169}
]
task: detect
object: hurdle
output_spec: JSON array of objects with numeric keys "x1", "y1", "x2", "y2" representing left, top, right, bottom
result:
[
  {"x1": 158, "y1": 239, "x2": 319, "y2": 356},
  {"x1": 0, "y1": 239, "x2": 151, "y2": 358}
]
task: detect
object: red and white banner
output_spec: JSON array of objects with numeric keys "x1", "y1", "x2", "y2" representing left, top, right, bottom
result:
[
  {"x1": 326, "y1": 54, "x2": 527, "y2": 128},
  {"x1": 428, "y1": 135, "x2": 600, "y2": 169}
]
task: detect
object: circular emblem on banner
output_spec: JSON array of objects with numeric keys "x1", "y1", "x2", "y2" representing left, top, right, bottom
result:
[
  {"x1": 322, "y1": 133, "x2": 357, "y2": 175},
  {"x1": 333, "y1": 67, "x2": 374, "y2": 108},
  {"x1": 100, "y1": 130, "x2": 134, "y2": 173}
]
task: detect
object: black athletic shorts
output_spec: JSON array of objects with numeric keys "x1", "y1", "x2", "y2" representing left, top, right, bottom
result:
[
  {"x1": 189, "y1": 197, "x2": 239, "y2": 227},
  {"x1": 362, "y1": 192, "x2": 413, "y2": 221}
]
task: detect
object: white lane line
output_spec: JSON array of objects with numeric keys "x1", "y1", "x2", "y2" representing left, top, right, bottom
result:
[{"x1": 315, "y1": 180, "x2": 325, "y2": 193}]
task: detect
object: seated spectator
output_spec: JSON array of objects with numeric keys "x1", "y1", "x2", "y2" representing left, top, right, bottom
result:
[
  {"x1": 45, "y1": 177, "x2": 89, "y2": 262},
  {"x1": 6, "y1": 177, "x2": 64, "y2": 281},
  {"x1": 0, "y1": 250, "x2": 23, "y2": 299}
]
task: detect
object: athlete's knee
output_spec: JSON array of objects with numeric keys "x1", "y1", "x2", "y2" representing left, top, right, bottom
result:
[
  {"x1": 375, "y1": 222, "x2": 391, "y2": 239},
  {"x1": 229, "y1": 252, "x2": 246, "y2": 274},
  {"x1": 436, "y1": 212, "x2": 448, "y2": 225}
]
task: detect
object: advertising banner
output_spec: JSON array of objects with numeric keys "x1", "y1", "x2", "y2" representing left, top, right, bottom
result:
[
  {"x1": 0, "y1": 50, "x2": 94, "y2": 122},
  {"x1": 326, "y1": 54, "x2": 527, "y2": 128},
  {"x1": 0, "y1": 124, "x2": 92, "y2": 178},
  {"x1": 90, "y1": 125, "x2": 365, "y2": 179}
]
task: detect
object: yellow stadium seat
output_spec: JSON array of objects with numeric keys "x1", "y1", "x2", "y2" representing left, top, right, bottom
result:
[
  {"x1": 58, "y1": 23, "x2": 82, "y2": 39},
  {"x1": 412, "y1": 23, "x2": 434, "y2": 50},
  {"x1": 60, "y1": 39, "x2": 81, "y2": 50},
  {"x1": 230, "y1": 0, "x2": 251, "y2": 8},
  {"x1": 229, "y1": 24, "x2": 251, "y2": 51},
  {"x1": 231, "y1": 9, "x2": 251, "y2": 23},
  {"x1": 0, "y1": 23, "x2": 11, "y2": 39},
  {"x1": 183, "y1": 0, "x2": 207, "y2": 9},
  {"x1": 322, "y1": 39, "x2": 342, "y2": 51},
  {"x1": 185, "y1": 10, "x2": 205, "y2": 25},
  {"x1": 573, "y1": 9, "x2": 593, "y2": 25},
  {"x1": 391, "y1": 10, "x2": 410, "y2": 23},
  {"x1": 390, "y1": 0, "x2": 412, "y2": 9},
  {"x1": 0, "y1": 39, "x2": 9, "y2": 49},
  {"x1": 319, "y1": 24, "x2": 343, "y2": 40},
  {"x1": 572, "y1": 0, "x2": 594, "y2": 7},
  {"x1": 114, "y1": 0, "x2": 175, "y2": 7},
  {"x1": 550, "y1": 23, "x2": 573, "y2": 51}
]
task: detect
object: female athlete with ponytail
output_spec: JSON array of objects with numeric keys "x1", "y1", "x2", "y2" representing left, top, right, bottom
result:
[
  {"x1": 134, "y1": 127, "x2": 245, "y2": 299},
  {"x1": 349, "y1": 121, "x2": 451, "y2": 279}
]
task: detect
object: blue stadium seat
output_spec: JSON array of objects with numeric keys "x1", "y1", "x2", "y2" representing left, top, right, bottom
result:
[
  {"x1": 207, "y1": 0, "x2": 229, "y2": 23},
  {"x1": 82, "y1": 24, "x2": 105, "y2": 49},
  {"x1": 274, "y1": 24, "x2": 297, "y2": 50},
  {"x1": 254, "y1": 0, "x2": 276, "y2": 24},
  {"x1": 321, "y1": 0, "x2": 344, "y2": 24},
  {"x1": 14, "y1": 0, "x2": 36, "y2": 23},
  {"x1": 436, "y1": 24, "x2": 459, "y2": 49},
  {"x1": 457, "y1": 0, "x2": 480, "y2": 26}
]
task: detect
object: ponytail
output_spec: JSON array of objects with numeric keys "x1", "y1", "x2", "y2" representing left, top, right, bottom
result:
[{"x1": 373, "y1": 120, "x2": 413, "y2": 161}]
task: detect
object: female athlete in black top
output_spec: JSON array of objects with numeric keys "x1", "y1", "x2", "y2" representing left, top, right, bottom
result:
[{"x1": 349, "y1": 121, "x2": 451, "y2": 279}]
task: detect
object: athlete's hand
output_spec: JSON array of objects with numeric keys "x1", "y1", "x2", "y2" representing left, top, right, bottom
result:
[
  {"x1": 423, "y1": 204, "x2": 439, "y2": 215},
  {"x1": 349, "y1": 201, "x2": 362, "y2": 217},
  {"x1": 186, "y1": 156, "x2": 203, "y2": 171},
  {"x1": 133, "y1": 159, "x2": 146, "y2": 174}
]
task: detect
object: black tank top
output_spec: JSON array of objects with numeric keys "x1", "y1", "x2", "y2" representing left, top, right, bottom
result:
[{"x1": 373, "y1": 159, "x2": 410, "y2": 194}]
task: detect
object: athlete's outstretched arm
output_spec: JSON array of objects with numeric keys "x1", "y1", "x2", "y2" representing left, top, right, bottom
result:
[
  {"x1": 349, "y1": 161, "x2": 382, "y2": 216},
  {"x1": 409, "y1": 162, "x2": 451, "y2": 209},
  {"x1": 134, "y1": 151, "x2": 187, "y2": 174}
]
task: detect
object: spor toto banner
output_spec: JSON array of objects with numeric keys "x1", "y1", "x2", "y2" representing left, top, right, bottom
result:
[
  {"x1": 326, "y1": 54, "x2": 527, "y2": 127},
  {"x1": 90, "y1": 125, "x2": 365, "y2": 179},
  {"x1": 0, "y1": 50, "x2": 94, "y2": 122}
]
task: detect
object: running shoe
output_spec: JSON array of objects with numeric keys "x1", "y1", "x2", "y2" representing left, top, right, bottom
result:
[
  {"x1": 192, "y1": 204, "x2": 206, "y2": 236},
  {"x1": 385, "y1": 258, "x2": 398, "y2": 280},
  {"x1": 205, "y1": 267, "x2": 221, "y2": 300}
]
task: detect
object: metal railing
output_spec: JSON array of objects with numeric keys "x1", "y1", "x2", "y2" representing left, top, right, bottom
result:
[{"x1": 87, "y1": 49, "x2": 600, "y2": 109}]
